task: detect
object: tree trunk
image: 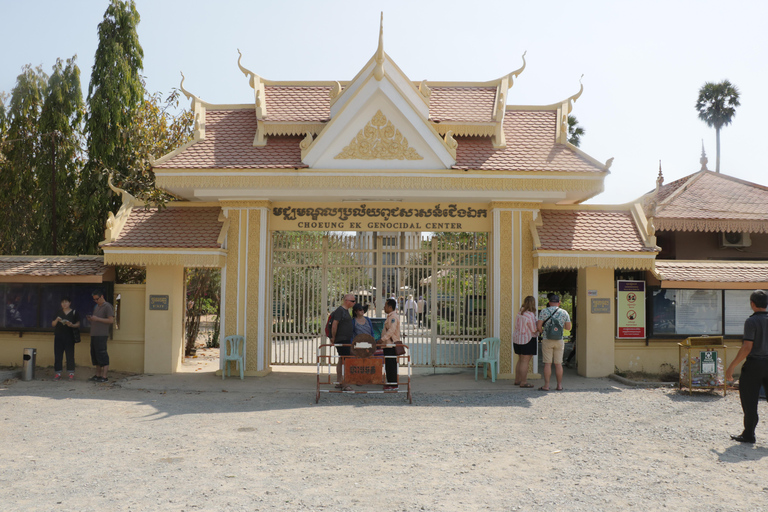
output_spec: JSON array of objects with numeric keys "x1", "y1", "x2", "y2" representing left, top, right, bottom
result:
[{"x1": 715, "y1": 127, "x2": 721, "y2": 173}]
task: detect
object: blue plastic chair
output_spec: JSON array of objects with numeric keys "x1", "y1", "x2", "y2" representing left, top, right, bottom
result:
[
  {"x1": 475, "y1": 337, "x2": 501, "y2": 382},
  {"x1": 222, "y1": 335, "x2": 245, "y2": 380}
]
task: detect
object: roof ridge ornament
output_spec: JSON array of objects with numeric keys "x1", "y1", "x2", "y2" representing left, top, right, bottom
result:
[
  {"x1": 329, "y1": 81, "x2": 342, "y2": 101},
  {"x1": 179, "y1": 72, "x2": 201, "y2": 103},
  {"x1": 374, "y1": 12, "x2": 385, "y2": 81},
  {"x1": 566, "y1": 74, "x2": 584, "y2": 115},
  {"x1": 505, "y1": 51, "x2": 527, "y2": 88},
  {"x1": 237, "y1": 49, "x2": 260, "y2": 90},
  {"x1": 656, "y1": 160, "x2": 664, "y2": 192},
  {"x1": 419, "y1": 79, "x2": 432, "y2": 99},
  {"x1": 559, "y1": 75, "x2": 584, "y2": 143},
  {"x1": 237, "y1": 49, "x2": 267, "y2": 122},
  {"x1": 700, "y1": 140, "x2": 709, "y2": 171}
]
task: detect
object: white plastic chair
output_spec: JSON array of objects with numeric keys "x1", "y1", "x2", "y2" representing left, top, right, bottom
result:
[
  {"x1": 222, "y1": 335, "x2": 245, "y2": 380},
  {"x1": 475, "y1": 337, "x2": 501, "y2": 382}
]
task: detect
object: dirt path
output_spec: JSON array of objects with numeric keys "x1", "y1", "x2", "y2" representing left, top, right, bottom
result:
[{"x1": 1, "y1": 376, "x2": 766, "y2": 511}]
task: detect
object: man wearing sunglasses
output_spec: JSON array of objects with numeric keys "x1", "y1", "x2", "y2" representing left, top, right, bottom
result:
[{"x1": 330, "y1": 294, "x2": 356, "y2": 391}]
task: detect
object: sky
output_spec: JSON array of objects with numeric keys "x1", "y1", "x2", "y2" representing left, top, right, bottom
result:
[{"x1": 2, "y1": 0, "x2": 767, "y2": 205}]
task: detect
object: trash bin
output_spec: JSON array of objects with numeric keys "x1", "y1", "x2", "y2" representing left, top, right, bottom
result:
[{"x1": 22, "y1": 348, "x2": 36, "y2": 381}]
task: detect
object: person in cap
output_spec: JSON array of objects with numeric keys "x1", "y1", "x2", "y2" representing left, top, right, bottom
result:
[{"x1": 537, "y1": 293, "x2": 571, "y2": 391}]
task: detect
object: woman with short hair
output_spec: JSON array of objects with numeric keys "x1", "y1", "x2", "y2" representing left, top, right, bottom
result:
[{"x1": 51, "y1": 297, "x2": 80, "y2": 381}]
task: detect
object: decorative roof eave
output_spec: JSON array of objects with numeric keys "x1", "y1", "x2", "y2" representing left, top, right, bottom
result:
[
  {"x1": 261, "y1": 121, "x2": 327, "y2": 137},
  {"x1": 534, "y1": 250, "x2": 657, "y2": 270},
  {"x1": 655, "y1": 218, "x2": 768, "y2": 234},
  {"x1": 433, "y1": 123, "x2": 495, "y2": 137},
  {"x1": 103, "y1": 248, "x2": 227, "y2": 268}
]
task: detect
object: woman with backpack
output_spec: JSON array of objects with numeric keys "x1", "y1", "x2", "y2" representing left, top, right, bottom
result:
[{"x1": 513, "y1": 296, "x2": 539, "y2": 388}]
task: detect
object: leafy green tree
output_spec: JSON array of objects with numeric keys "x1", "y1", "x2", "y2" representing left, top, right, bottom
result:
[
  {"x1": 81, "y1": 0, "x2": 144, "y2": 253},
  {"x1": 567, "y1": 115, "x2": 585, "y2": 147},
  {"x1": 37, "y1": 57, "x2": 85, "y2": 254},
  {"x1": 695, "y1": 80, "x2": 740, "y2": 173},
  {"x1": 0, "y1": 65, "x2": 48, "y2": 254}
]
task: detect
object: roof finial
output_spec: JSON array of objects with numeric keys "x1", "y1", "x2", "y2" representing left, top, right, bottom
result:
[
  {"x1": 374, "y1": 12, "x2": 385, "y2": 81},
  {"x1": 700, "y1": 140, "x2": 709, "y2": 171},
  {"x1": 566, "y1": 74, "x2": 584, "y2": 115},
  {"x1": 505, "y1": 51, "x2": 527, "y2": 88},
  {"x1": 179, "y1": 72, "x2": 200, "y2": 102},
  {"x1": 656, "y1": 160, "x2": 664, "y2": 193}
]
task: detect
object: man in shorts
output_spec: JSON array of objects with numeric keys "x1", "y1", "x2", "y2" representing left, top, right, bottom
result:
[
  {"x1": 330, "y1": 294, "x2": 356, "y2": 391},
  {"x1": 726, "y1": 289, "x2": 768, "y2": 444},
  {"x1": 537, "y1": 293, "x2": 571, "y2": 391},
  {"x1": 87, "y1": 289, "x2": 114, "y2": 383}
]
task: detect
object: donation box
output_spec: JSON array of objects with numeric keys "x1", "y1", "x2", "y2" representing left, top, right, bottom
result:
[{"x1": 343, "y1": 357, "x2": 384, "y2": 385}]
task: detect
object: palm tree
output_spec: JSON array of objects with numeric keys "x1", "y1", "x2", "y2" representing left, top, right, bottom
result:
[
  {"x1": 567, "y1": 115, "x2": 585, "y2": 147},
  {"x1": 695, "y1": 80, "x2": 740, "y2": 173}
]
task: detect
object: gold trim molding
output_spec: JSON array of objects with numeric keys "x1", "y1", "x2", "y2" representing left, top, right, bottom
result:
[
  {"x1": 536, "y1": 252, "x2": 656, "y2": 270},
  {"x1": 335, "y1": 110, "x2": 423, "y2": 161},
  {"x1": 655, "y1": 218, "x2": 768, "y2": 234},
  {"x1": 433, "y1": 123, "x2": 495, "y2": 137},
  {"x1": 158, "y1": 175, "x2": 604, "y2": 194},
  {"x1": 104, "y1": 252, "x2": 226, "y2": 267}
]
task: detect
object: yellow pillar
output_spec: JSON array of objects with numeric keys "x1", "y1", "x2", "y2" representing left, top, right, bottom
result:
[
  {"x1": 222, "y1": 203, "x2": 271, "y2": 377},
  {"x1": 144, "y1": 265, "x2": 185, "y2": 374},
  {"x1": 576, "y1": 266, "x2": 615, "y2": 377},
  {"x1": 492, "y1": 203, "x2": 537, "y2": 380}
]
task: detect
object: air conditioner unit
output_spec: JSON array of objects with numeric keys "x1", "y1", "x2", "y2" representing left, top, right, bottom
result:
[{"x1": 720, "y1": 232, "x2": 752, "y2": 248}]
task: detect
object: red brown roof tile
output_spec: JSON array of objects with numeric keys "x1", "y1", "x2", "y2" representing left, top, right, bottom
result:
[
  {"x1": 429, "y1": 87, "x2": 496, "y2": 123},
  {"x1": 538, "y1": 210, "x2": 652, "y2": 252},
  {"x1": 655, "y1": 261, "x2": 768, "y2": 283},
  {"x1": 154, "y1": 109, "x2": 307, "y2": 169},
  {"x1": 0, "y1": 256, "x2": 109, "y2": 277},
  {"x1": 102, "y1": 207, "x2": 224, "y2": 249},
  {"x1": 264, "y1": 86, "x2": 331, "y2": 122},
  {"x1": 453, "y1": 110, "x2": 604, "y2": 172}
]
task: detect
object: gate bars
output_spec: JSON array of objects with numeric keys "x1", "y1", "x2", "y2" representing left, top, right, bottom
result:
[{"x1": 271, "y1": 231, "x2": 489, "y2": 367}]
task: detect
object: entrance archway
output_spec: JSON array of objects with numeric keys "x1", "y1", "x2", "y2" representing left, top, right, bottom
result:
[{"x1": 270, "y1": 231, "x2": 489, "y2": 367}]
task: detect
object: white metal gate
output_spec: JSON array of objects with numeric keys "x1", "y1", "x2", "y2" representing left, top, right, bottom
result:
[{"x1": 270, "y1": 231, "x2": 489, "y2": 366}]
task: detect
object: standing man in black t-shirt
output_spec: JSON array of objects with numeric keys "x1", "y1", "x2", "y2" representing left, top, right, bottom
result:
[
  {"x1": 87, "y1": 289, "x2": 114, "y2": 383},
  {"x1": 726, "y1": 290, "x2": 768, "y2": 444},
  {"x1": 330, "y1": 294, "x2": 356, "y2": 391}
]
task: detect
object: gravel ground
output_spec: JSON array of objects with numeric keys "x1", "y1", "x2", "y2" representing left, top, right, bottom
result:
[{"x1": 1, "y1": 374, "x2": 767, "y2": 512}]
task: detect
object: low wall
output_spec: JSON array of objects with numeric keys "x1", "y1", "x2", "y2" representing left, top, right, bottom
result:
[
  {"x1": 0, "y1": 284, "x2": 147, "y2": 374},
  {"x1": 615, "y1": 339, "x2": 745, "y2": 376},
  {"x1": 0, "y1": 333, "x2": 144, "y2": 374}
]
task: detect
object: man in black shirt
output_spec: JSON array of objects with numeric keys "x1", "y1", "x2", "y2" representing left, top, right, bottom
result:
[
  {"x1": 726, "y1": 290, "x2": 768, "y2": 444},
  {"x1": 330, "y1": 294, "x2": 356, "y2": 391}
]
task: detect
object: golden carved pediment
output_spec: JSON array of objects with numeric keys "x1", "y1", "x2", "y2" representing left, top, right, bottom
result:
[{"x1": 334, "y1": 110, "x2": 423, "y2": 161}]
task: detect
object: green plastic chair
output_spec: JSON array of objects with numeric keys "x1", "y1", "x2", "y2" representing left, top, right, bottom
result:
[
  {"x1": 222, "y1": 335, "x2": 245, "y2": 380},
  {"x1": 475, "y1": 337, "x2": 501, "y2": 382}
]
